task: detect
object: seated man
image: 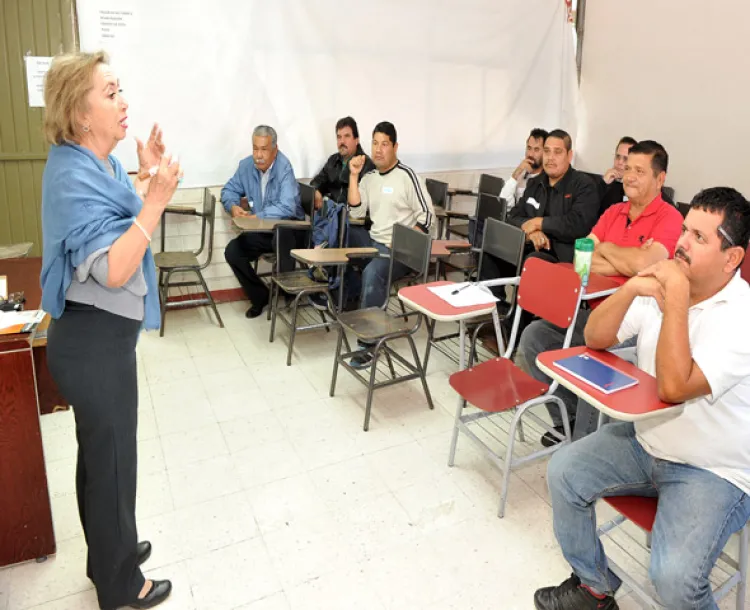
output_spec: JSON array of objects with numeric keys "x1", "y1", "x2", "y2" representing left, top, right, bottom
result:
[
  {"x1": 596, "y1": 136, "x2": 637, "y2": 215},
  {"x1": 222, "y1": 125, "x2": 304, "y2": 318},
  {"x1": 310, "y1": 116, "x2": 375, "y2": 207},
  {"x1": 519, "y1": 140, "x2": 683, "y2": 446},
  {"x1": 479, "y1": 129, "x2": 599, "y2": 350},
  {"x1": 346, "y1": 121, "x2": 435, "y2": 368},
  {"x1": 500, "y1": 127, "x2": 548, "y2": 210},
  {"x1": 535, "y1": 186, "x2": 750, "y2": 610},
  {"x1": 506, "y1": 129, "x2": 600, "y2": 265}
]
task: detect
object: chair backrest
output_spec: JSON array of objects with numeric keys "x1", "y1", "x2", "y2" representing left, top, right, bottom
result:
[
  {"x1": 477, "y1": 173, "x2": 505, "y2": 198},
  {"x1": 298, "y1": 181, "x2": 316, "y2": 219},
  {"x1": 385, "y1": 224, "x2": 432, "y2": 304},
  {"x1": 469, "y1": 194, "x2": 507, "y2": 248},
  {"x1": 476, "y1": 193, "x2": 507, "y2": 223},
  {"x1": 661, "y1": 186, "x2": 675, "y2": 205},
  {"x1": 516, "y1": 257, "x2": 582, "y2": 329},
  {"x1": 677, "y1": 202, "x2": 690, "y2": 218},
  {"x1": 198, "y1": 188, "x2": 217, "y2": 266},
  {"x1": 425, "y1": 178, "x2": 448, "y2": 209},
  {"x1": 477, "y1": 218, "x2": 525, "y2": 277}
]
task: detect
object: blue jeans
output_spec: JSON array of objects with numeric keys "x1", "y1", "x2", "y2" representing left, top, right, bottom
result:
[
  {"x1": 346, "y1": 227, "x2": 409, "y2": 310},
  {"x1": 518, "y1": 310, "x2": 591, "y2": 427},
  {"x1": 548, "y1": 422, "x2": 750, "y2": 608}
]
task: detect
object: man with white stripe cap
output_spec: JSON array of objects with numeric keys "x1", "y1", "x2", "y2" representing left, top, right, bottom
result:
[{"x1": 345, "y1": 120, "x2": 435, "y2": 368}]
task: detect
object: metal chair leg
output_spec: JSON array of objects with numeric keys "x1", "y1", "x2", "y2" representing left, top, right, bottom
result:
[
  {"x1": 406, "y1": 334, "x2": 434, "y2": 410},
  {"x1": 159, "y1": 269, "x2": 174, "y2": 337},
  {"x1": 383, "y1": 349, "x2": 397, "y2": 379},
  {"x1": 195, "y1": 269, "x2": 223, "y2": 328},
  {"x1": 516, "y1": 412, "x2": 526, "y2": 443},
  {"x1": 330, "y1": 326, "x2": 344, "y2": 397},
  {"x1": 498, "y1": 409, "x2": 523, "y2": 518},
  {"x1": 287, "y1": 295, "x2": 301, "y2": 366},
  {"x1": 363, "y1": 346, "x2": 381, "y2": 431},
  {"x1": 448, "y1": 397, "x2": 463, "y2": 467},
  {"x1": 269, "y1": 283, "x2": 279, "y2": 343},
  {"x1": 737, "y1": 524, "x2": 748, "y2": 610},
  {"x1": 423, "y1": 319, "x2": 436, "y2": 371},
  {"x1": 319, "y1": 308, "x2": 330, "y2": 332}
]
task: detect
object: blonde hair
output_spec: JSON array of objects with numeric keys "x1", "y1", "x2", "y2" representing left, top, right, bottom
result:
[{"x1": 43, "y1": 51, "x2": 109, "y2": 145}]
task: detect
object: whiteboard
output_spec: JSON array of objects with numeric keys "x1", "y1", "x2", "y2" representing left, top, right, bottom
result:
[{"x1": 77, "y1": 0, "x2": 577, "y2": 187}]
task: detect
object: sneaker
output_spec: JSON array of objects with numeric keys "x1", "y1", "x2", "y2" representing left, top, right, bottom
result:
[
  {"x1": 534, "y1": 574, "x2": 618, "y2": 610},
  {"x1": 309, "y1": 293, "x2": 329, "y2": 311},
  {"x1": 349, "y1": 349, "x2": 373, "y2": 369},
  {"x1": 541, "y1": 422, "x2": 574, "y2": 447}
]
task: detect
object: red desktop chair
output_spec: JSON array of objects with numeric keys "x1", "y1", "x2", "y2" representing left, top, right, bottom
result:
[
  {"x1": 448, "y1": 257, "x2": 583, "y2": 518},
  {"x1": 598, "y1": 495, "x2": 748, "y2": 608}
]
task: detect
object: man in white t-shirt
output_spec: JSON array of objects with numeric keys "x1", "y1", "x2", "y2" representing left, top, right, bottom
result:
[
  {"x1": 344, "y1": 121, "x2": 435, "y2": 368},
  {"x1": 500, "y1": 127, "x2": 548, "y2": 210},
  {"x1": 534, "y1": 186, "x2": 750, "y2": 610}
]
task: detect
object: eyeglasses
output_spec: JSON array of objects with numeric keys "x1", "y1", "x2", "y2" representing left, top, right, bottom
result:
[{"x1": 718, "y1": 225, "x2": 736, "y2": 247}]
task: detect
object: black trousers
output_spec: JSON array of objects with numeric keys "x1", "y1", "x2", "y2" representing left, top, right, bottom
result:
[
  {"x1": 224, "y1": 230, "x2": 302, "y2": 306},
  {"x1": 47, "y1": 302, "x2": 144, "y2": 610}
]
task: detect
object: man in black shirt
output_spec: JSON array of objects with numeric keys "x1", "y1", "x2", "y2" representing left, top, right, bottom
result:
[
  {"x1": 595, "y1": 136, "x2": 636, "y2": 215},
  {"x1": 506, "y1": 129, "x2": 599, "y2": 263},
  {"x1": 310, "y1": 116, "x2": 375, "y2": 208},
  {"x1": 477, "y1": 129, "x2": 598, "y2": 352}
]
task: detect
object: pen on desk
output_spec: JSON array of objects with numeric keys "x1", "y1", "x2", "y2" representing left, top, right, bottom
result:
[{"x1": 451, "y1": 283, "x2": 472, "y2": 295}]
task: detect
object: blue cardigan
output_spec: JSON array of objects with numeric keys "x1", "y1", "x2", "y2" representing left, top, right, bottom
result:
[
  {"x1": 40, "y1": 143, "x2": 160, "y2": 330},
  {"x1": 220, "y1": 150, "x2": 303, "y2": 219}
]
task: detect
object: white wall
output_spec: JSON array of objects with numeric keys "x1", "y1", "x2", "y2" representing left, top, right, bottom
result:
[{"x1": 575, "y1": 0, "x2": 750, "y2": 203}]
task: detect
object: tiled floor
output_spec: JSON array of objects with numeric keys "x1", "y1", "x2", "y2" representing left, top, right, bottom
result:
[{"x1": 1, "y1": 302, "x2": 746, "y2": 609}]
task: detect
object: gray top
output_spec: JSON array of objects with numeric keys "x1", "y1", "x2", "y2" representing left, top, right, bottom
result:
[{"x1": 65, "y1": 159, "x2": 148, "y2": 321}]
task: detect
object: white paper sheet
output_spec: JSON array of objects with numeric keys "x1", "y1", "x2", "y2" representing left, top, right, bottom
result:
[
  {"x1": 24, "y1": 56, "x2": 52, "y2": 107},
  {"x1": 428, "y1": 283, "x2": 499, "y2": 308},
  {"x1": 0, "y1": 309, "x2": 45, "y2": 331}
]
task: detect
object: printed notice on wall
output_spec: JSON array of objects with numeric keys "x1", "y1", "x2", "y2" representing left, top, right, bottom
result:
[
  {"x1": 98, "y1": 7, "x2": 136, "y2": 47},
  {"x1": 24, "y1": 56, "x2": 53, "y2": 107},
  {"x1": 76, "y1": 1, "x2": 139, "y2": 57}
]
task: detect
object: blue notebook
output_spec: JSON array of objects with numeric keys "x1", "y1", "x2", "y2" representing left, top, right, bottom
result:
[{"x1": 553, "y1": 353, "x2": 639, "y2": 394}]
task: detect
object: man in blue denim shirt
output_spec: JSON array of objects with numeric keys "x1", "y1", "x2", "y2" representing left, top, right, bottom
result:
[{"x1": 222, "y1": 125, "x2": 303, "y2": 318}]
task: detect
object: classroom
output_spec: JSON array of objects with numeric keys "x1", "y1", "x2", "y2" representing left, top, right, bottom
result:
[{"x1": 2, "y1": 1, "x2": 750, "y2": 609}]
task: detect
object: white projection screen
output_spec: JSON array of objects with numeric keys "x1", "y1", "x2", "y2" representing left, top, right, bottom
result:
[{"x1": 77, "y1": 0, "x2": 578, "y2": 187}]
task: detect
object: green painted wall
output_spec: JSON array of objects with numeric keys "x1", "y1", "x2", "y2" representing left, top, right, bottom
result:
[{"x1": 0, "y1": 0, "x2": 76, "y2": 255}]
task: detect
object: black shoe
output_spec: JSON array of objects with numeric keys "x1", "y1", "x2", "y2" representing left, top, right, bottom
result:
[
  {"x1": 245, "y1": 302, "x2": 267, "y2": 318},
  {"x1": 128, "y1": 579, "x2": 172, "y2": 609},
  {"x1": 349, "y1": 349, "x2": 373, "y2": 369},
  {"x1": 309, "y1": 293, "x2": 329, "y2": 311},
  {"x1": 136, "y1": 541, "x2": 151, "y2": 566},
  {"x1": 534, "y1": 574, "x2": 618, "y2": 610},
  {"x1": 541, "y1": 423, "x2": 574, "y2": 448}
]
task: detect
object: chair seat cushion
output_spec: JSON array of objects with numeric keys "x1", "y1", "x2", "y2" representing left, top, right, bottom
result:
[
  {"x1": 604, "y1": 496, "x2": 657, "y2": 532},
  {"x1": 272, "y1": 270, "x2": 327, "y2": 293},
  {"x1": 154, "y1": 251, "x2": 199, "y2": 269},
  {"x1": 449, "y1": 357, "x2": 548, "y2": 412},
  {"x1": 337, "y1": 307, "x2": 413, "y2": 341}
]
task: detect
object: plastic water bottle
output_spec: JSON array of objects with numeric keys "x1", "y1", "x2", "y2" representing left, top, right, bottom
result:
[{"x1": 574, "y1": 238, "x2": 594, "y2": 287}]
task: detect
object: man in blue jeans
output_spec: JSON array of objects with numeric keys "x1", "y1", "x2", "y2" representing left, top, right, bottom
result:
[
  {"x1": 345, "y1": 121, "x2": 435, "y2": 368},
  {"x1": 535, "y1": 187, "x2": 750, "y2": 610}
]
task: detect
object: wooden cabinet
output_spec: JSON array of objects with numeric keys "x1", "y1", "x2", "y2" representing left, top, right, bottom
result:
[{"x1": 0, "y1": 258, "x2": 60, "y2": 565}]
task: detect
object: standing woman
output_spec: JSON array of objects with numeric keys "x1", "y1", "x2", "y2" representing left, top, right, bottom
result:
[{"x1": 41, "y1": 51, "x2": 179, "y2": 609}]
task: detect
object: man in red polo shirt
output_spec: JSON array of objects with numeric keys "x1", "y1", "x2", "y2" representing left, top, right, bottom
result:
[{"x1": 518, "y1": 140, "x2": 683, "y2": 446}]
